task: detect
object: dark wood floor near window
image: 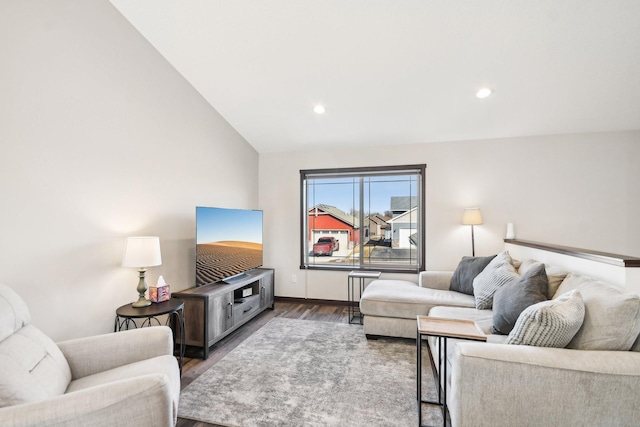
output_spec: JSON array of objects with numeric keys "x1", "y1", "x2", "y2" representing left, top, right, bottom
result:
[{"x1": 176, "y1": 300, "x2": 351, "y2": 427}]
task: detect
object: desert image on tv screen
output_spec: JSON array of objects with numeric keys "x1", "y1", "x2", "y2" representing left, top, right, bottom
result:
[{"x1": 196, "y1": 207, "x2": 263, "y2": 286}]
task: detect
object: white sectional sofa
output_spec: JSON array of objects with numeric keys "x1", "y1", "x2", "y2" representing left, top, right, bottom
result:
[{"x1": 360, "y1": 242, "x2": 640, "y2": 427}]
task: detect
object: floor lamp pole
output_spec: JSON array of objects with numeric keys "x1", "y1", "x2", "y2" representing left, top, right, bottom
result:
[
  {"x1": 471, "y1": 225, "x2": 476, "y2": 257},
  {"x1": 462, "y1": 207, "x2": 482, "y2": 257}
]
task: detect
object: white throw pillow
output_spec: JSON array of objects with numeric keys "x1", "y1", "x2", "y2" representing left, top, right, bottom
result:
[
  {"x1": 472, "y1": 251, "x2": 518, "y2": 310},
  {"x1": 555, "y1": 274, "x2": 640, "y2": 351},
  {"x1": 505, "y1": 289, "x2": 585, "y2": 347}
]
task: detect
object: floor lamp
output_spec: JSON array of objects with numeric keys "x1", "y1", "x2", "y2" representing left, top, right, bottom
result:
[{"x1": 462, "y1": 208, "x2": 483, "y2": 256}]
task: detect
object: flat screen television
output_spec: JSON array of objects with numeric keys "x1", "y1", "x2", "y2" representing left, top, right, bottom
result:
[{"x1": 195, "y1": 206, "x2": 263, "y2": 286}]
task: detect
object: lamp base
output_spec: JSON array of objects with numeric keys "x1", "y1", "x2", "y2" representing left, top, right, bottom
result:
[
  {"x1": 132, "y1": 297, "x2": 152, "y2": 308},
  {"x1": 132, "y1": 268, "x2": 151, "y2": 308}
]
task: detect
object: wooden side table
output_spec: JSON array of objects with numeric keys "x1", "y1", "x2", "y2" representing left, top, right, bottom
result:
[
  {"x1": 417, "y1": 316, "x2": 486, "y2": 427},
  {"x1": 347, "y1": 271, "x2": 381, "y2": 324},
  {"x1": 115, "y1": 298, "x2": 186, "y2": 375}
]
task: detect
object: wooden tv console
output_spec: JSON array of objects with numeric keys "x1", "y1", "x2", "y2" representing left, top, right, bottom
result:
[{"x1": 173, "y1": 268, "x2": 274, "y2": 359}]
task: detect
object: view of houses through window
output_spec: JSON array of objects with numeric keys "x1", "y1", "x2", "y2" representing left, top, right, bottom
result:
[{"x1": 300, "y1": 165, "x2": 425, "y2": 272}]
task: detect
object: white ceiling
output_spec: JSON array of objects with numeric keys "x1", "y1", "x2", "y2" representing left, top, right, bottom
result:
[{"x1": 110, "y1": 0, "x2": 640, "y2": 153}]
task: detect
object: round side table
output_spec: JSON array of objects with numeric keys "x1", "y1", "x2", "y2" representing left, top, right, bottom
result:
[{"x1": 114, "y1": 298, "x2": 185, "y2": 375}]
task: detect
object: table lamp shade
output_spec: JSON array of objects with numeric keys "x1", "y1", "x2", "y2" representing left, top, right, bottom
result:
[
  {"x1": 461, "y1": 208, "x2": 483, "y2": 225},
  {"x1": 122, "y1": 236, "x2": 162, "y2": 268}
]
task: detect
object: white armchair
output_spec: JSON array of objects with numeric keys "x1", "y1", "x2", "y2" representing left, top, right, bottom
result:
[{"x1": 0, "y1": 284, "x2": 180, "y2": 427}]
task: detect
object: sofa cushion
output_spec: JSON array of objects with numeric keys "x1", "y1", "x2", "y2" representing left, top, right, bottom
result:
[
  {"x1": 473, "y1": 251, "x2": 519, "y2": 310},
  {"x1": 360, "y1": 280, "x2": 475, "y2": 319},
  {"x1": 555, "y1": 273, "x2": 640, "y2": 351},
  {"x1": 450, "y1": 255, "x2": 497, "y2": 295},
  {"x1": 518, "y1": 259, "x2": 568, "y2": 298},
  {"x1": 492, "y1": 262, "x2": 549, "y2": 335},
  {"x1": 505, "y1": 289, "x2": 585, "y2": 347}
]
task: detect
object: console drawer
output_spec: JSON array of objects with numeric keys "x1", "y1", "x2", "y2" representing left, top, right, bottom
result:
[{"x1": 233, "y1": 294, "x2": 260, "y2": 325}]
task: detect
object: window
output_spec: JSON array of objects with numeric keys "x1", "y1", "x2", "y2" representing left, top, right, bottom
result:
[{"x1": 300, "y1": 164, "x2": 425, "y2": 273}]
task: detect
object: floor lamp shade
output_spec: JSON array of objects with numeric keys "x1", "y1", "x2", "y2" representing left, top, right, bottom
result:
[
  {"x1": 461, "y1": 208, "x2": 483, "y2": 226},
  {"x1": 462, "y1": 208, "x2": 482, "y2": 256},
  {"x1": 122, "y1": 237, "x2": 162, "y2": 308}
]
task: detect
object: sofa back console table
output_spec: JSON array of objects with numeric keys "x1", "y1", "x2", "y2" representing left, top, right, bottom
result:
[
  {"x1": 173, "y1": 268, "x2": 274, "y2": 359},
  {"x1": 504, "y1": 239, "x2": 640, "y2": 294}
]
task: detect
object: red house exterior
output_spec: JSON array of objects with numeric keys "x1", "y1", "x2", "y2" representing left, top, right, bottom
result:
[{"x1": 308, "y1": 205, "x2": 359, "y2": 248}]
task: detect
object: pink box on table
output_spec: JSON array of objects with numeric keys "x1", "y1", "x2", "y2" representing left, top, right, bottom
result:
[{"x1": 149, "y1": 284, "x2": 170, "y2": 303}]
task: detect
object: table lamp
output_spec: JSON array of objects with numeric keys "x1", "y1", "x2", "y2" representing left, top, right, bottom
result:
[
  {"x1": 462, "y1": 208, "x2": 483, "y2": 256},
  {"x1": 122, "y1": 236, "x2": 162, "y2": 308}
]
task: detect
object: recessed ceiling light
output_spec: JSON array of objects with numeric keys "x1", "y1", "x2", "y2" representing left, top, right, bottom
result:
[
  {"x1": 476, "y1": 88, "x2": 493, "y2": 99},
  {"x1": 313, "y1": 105, "x2": 326, "y2": 114}
]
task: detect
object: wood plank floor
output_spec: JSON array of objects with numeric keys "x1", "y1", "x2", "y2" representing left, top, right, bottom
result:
[{"x1": 176, "y1": 300, "x2": 351, "y2": 427}]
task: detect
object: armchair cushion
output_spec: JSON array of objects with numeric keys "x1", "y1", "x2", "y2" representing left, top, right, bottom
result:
[
  {"x1": 0, "y1": 325, "x2": 72, "y2": 407},
  {"x1": 0, "y1": 285, "x2": 71, "y2": 408},
  {"x1": 0, "y1": 284, "x2": 31, "y2": 342}
]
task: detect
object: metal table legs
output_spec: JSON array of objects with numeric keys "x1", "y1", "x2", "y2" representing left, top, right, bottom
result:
[{"x1": 417, "y1": 332, "x2": 448, "y2": 427}]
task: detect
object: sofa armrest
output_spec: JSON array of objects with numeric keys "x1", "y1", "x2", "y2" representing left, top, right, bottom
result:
[
  {"x1": 57, "y1": 326, "x2": 173, "y2": 379},
  {"x1": 0, "y1": 374, "x2": 176, "y2": 427},
  {"x1": 418, "y1": 271, "x2": 453, "y2": 290},
  {"x1": 450, "y1": 342, "x2": 640, "y2": 427}
]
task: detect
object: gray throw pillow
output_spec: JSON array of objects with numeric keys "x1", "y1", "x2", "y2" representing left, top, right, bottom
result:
[
  {"x1": 505, "y1": 289, "x2": 585, "y2": 348},
  {"x1": 492, "y1": 262, "x2": 549, "y2": 335},
  {"x1": 450, "y1": 255, "x2": 497, "y2": 295},
  {"x1": 518, "y1": 259, "x2": 568, "y2": 299},
  {"x1": 473, "y1": 251, "x2": 519, "y2": 310}
]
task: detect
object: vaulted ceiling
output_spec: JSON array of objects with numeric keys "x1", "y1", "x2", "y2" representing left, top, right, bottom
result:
[{"x1": 110, "y1": 1, "x2": 640, "y2": 153}]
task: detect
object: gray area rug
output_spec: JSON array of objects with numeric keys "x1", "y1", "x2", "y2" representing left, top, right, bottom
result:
[{"x1": 178, "y1": 317, "x2": 442, "y2": 426}]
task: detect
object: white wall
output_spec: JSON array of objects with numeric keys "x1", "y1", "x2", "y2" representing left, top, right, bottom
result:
[
  {"x1": 259, "y1": 131, "x2": 640, "y2": 301},
  {"x1": 0, "y1": 1, "x2": 258, "y2": 341}
]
